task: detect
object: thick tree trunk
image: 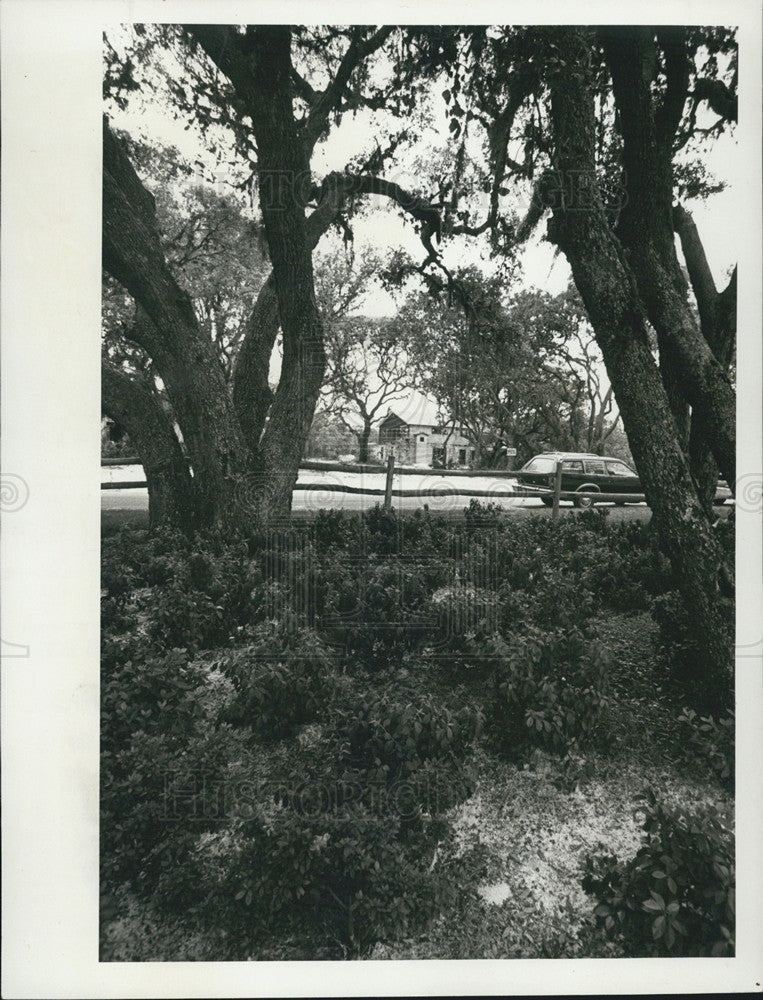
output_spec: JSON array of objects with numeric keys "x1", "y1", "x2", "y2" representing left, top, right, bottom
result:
[
  {"x1": 241, "y1": 29, "x2": 327, "y2": 521},
  {"x1": 188, "y1": 27, "x2": 327, "y2": 524},
  {"x1": 673, "y1": 205, "x2": 737, "y2": 512},
  {"x1": 545, "y1": 27, "x2": 731, "y2": 696},
  {"x1": 102, "y1": 360, "x2": 195, "y2": 531},
  {"x1": 601, "y1": 28, "x2": 736, "y2": 488},
  {"x1": 102, "y1": 119, "x2": 255, "y2": 530}
]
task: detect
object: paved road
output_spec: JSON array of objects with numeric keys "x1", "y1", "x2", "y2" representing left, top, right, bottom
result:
[
  {"x1": 101, "y1": 484, "x2": 666, "y2": 532},
  {"x1": 101, "y1": 464, "x2": 732, "y2": 529}
]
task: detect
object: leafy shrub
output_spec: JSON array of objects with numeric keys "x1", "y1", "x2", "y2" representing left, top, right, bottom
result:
[
  {"x1": 101, "y1": 642, "x2": 254, "y2": 890},
  {"x1": 319, "y1": 556, "x2": 442, "y2": 665},
  {"x1": 486, "y1": 626, "x2": 611, "y2": 755},
  {"x1": 102, "y1": 647, "x2": 207, "y2": 748},
  {"x1": 311, "y1": 508, "x2": 358, "y2": 554},
  {"x1": 336, "y1": 688, "x2": 482, "y2": 784},
  {"x1": 463, "y1": 499, "x2": 508, "y2": 533},
  {"x1": 216, "y1": 624, "x2": 334, "y2": 739},
  {"x1": 362, "y1": 504, "x2": 404, "y2": 555},
  {"x1": 193, "y1": 801, "x2": 454, "y2": 955},
  {"x1": 582, "y1": 789, "x2": 734, "y2": 956},
  {"x1": 677, "y1": 707, "x2": 734, "y2": 791}
]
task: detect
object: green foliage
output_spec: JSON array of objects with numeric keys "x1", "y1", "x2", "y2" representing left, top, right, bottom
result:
[
  {"x1": 486, "y1": 626, "x2": 611, "y2": 756},
  {"x1": 677, "y1": 707, "x2": 734, "y2": 791},
  {"x1": 100, "y1": 641, "x2": 252, "y2": 889},
  {"x1": 101, "y1": 505, "x2": 729, "y2": 959},
  {"x1": 192, "y1": 802, "x2": 455, "y2": 955},
  {"x1": 215, "y1": 624, "x2": 333, "y2": 739},
  {"x1": 102, "y1": 527, "x2": 265, "y2": 654},
  {"x1": 582, "y1": 790, "x2": 734, "y2": 957},
  {"x1": 336, "y1": 688, "x2": 482, "y2": 785}
]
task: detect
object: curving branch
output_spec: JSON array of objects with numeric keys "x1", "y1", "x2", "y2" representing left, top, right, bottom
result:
[
  {"x1": 692, "y1": 77, "x2": 738, "y2": 123},
  {"x1": 301, "y1": 27, "x2": 395, "y2": 154},
  {"x1": 231, "y1": 167, "x2": 454, "y2": 450},
  {"x1": 103, "y1": 116, "x2": 254, "y2": 525},
  {"x1": 102, "y1": 359, "x2": 195, "y2": 529}
]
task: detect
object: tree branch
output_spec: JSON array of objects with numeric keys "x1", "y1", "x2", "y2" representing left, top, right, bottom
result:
[
  {"x1": 301, "y1": 27, "x2": 395, "y2": 154},
  {"x1": 692, "y1": 77, "x2": 738, "y2": 123},
  {"x1": 656, "y1": 26, "x2": 690, "y2": 158}
]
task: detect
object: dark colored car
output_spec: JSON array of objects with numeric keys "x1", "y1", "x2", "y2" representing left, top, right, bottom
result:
[
  {"x1": 516, "y1": 452, "x2": 732, "y2": 508},
  {"x1": 516, "y1": 452, "x2": 642, "y2": 508}
]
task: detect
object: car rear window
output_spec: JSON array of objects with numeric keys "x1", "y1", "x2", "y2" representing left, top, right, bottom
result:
[
  {"x1": 606, "y1": 461, "x2": 632, "y2": 476},
  {"x1": 585, "y1": 460, "x2": 606, "y2": 474}
]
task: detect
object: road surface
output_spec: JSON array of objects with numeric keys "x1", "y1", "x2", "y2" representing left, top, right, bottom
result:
[{"x1": 101, "y1": 463, "x2": 730, "y2": 529}]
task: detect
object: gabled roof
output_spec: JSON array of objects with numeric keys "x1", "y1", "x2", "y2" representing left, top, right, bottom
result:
[{"x1": 378, "y1": 392, "x2": 443, "y2": 428}]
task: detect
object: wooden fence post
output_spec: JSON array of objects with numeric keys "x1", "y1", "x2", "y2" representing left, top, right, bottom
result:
[
  {"x1": 384, "y1": 453, "x2": 395, "y2": 511},
  {"x1": 552, "y1": 461, "x2": 563, "y2": 521}
]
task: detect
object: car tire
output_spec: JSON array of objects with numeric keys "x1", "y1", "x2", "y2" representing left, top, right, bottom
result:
[
  {"x1": 574, "y1": 493, "x2": 595, "y2": 509},
  {"x1": 541, "y1": 497, "x2": 553, "y2": 507}
]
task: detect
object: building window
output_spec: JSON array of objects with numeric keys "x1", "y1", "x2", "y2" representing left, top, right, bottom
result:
[
  {"x1": 419, "y1": 435, "x2": 426, "y2": 442},
  {"x1": 458, "y1": 448, "x2": 467, "y2": 465}
]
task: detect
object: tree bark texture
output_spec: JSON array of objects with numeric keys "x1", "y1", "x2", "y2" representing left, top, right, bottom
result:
[
  {"x1": 358, "y1": 419, "x2": 372, "y2": 463},
  {"x1": 673, "y1": 205, "x2": 736, "y2": 513},
  {"x1": 103, "y1": 119, "x2": 254, "y2": 529},
  {"x1": 101, "y1": 360, "x2": 195, "y2": 530},
  {"x1": 600, "y1": 27, "x2": 736, "y2": 489},
  {"x1": 545, "y1": 27, "x2": 731, "y2": 694},
  {"x1": 187, "y1": 26, "x2": 327, "y2": 522}
]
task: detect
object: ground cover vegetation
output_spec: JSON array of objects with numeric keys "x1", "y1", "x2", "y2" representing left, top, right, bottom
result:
[{"x1": 101, "y1": 502, "x2": 734, "y2": 960}]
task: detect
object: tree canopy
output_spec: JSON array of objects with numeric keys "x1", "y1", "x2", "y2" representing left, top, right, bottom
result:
[{"x1": 102, "y1": 23, "x2": 737, "y2": 688}]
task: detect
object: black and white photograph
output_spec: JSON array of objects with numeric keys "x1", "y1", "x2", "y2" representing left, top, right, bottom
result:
[{"x1": 2, "y1": 1, "x2": 762, "y2": 996}]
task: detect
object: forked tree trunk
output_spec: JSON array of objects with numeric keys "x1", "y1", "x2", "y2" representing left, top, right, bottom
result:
[
  {"x1": 101, "y1": 360, "x2": 195, "y2": 531},
  {"x1": 102, "y1": 120, "x2": 255, "y2": 531},
  {"x1": 601, "y1": 27, "x2": 736, "y2": 490},
  {"x1": 546, "y1": 27, "x2": 732, "y2": 697},
  {"x1": 231, "y1": 27, "x2": 327, "y2": 523}
]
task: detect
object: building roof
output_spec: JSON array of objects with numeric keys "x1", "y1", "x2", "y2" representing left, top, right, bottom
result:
[{"x1": 379, "y1": 392, "x2": 443, "y2": 428}]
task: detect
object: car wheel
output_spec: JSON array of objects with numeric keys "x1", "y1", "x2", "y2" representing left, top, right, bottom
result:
[
  {"x1": 574, "y1": 493, "x2": 595, "y2": 509},
  {"x1": 540, "y1": 497, "x2": 553, "y2": 507}
]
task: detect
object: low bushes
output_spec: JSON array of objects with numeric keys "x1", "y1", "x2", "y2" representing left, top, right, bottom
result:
[
  {"x1": 215, "y1": 623, "x2": 334, "y2": 739},
  {"x1": 582, "y1": 789, "x2": 734, "y2": 957},
  {"x1": 485, "y1": 626, "x2": 611, "y2": 756},
  {"x1": 100, "y1": 503, "x2": 733, "y2": 958},
  {"x1": 336, "y1": 688, "x2": 482, "y2": 784},
  {"x1": 190, "y1": 800, "x2": 456, "y2": 955},
  {"x1": 677, "y1": 707, "x2": 735, "y2": 791}
]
